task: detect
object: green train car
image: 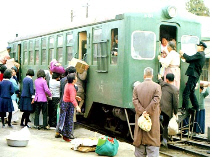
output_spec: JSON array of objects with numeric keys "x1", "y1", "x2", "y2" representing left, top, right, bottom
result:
[{"x1": 8, "y1": 5, "x2": 201, "y2": 139}]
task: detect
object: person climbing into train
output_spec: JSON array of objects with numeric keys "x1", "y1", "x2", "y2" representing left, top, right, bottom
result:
[
  {"x1": 73, "y1": 64, "x2": 89, "y2": 122},
  {"x1": 179, "y1": 41, "x2": 207, "y2": 119},
  {"x1": 158, "y1": 41, "x2": 180, "y2": 90},
  {"x1": 158, "y1": 73, "x2": 178, "y2": 147}
]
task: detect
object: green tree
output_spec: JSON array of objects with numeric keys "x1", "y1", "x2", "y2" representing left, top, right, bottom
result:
[{"x1": 186, "y1": 0, "x2": 210, "y2": 16}]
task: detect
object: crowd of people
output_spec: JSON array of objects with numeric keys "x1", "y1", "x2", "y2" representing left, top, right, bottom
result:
[
  {"x1": 0, "y1": 49, "x2": 89, "y2": 142},
  {"x1": 133, "y1": 40, "x2": 208, "y2": 157},
  {"x1": 0, "y1": 39, "x2": 209, "y2": 157}
]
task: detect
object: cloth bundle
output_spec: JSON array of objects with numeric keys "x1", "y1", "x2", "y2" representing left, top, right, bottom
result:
[
  {"x1": 138, "y1": 113, "x2": 152, "y2": 132},
  {"x1": 95, "y1": 136, "x2": 119, "y2": 157},
  {"x1": 168, "y1": 115, "x2": 178, "y2": 135}
]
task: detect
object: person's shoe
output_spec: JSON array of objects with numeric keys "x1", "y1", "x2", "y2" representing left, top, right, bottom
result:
[
  {"x1": 2, "y1": 124, "x2": 5, "y2": 128},
  {"x1": 44, "y1": 126, "x2": 50, "y2": 130},
  {"x1": 20, "y1": 123, "x2": 25, "y2": 127},
  {"x1": 25, "y1": 125, "x2": 31, "y2": 128},
  {"x1": 70, "y1": 134, "x2": 75, "y2": 139},
  {"x1": 8, "y1": 124, "x2": 13, "y2": 128},
  {"x1": 177, "y1": 110, "x2": 189, "y2": 123},
  {"x1": 63, "y1": 136, "x2": 71, "y2": 142},
  {"x1": 161, "y1": 138, "x2": 168, "y2": 148},
  {"x1": 55, "y1": 133, "x2": 62, "y2": 138}
]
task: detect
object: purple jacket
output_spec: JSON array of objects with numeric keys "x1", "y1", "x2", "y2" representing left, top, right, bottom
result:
[{"x1": 34, "y1": 77, "x2": 52, "y2": 102}]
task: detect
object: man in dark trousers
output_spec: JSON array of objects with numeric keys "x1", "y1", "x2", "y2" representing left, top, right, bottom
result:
[
  {"x1": 179, "y1": 41, "x2": 207, "y2": 118},
  {"x1": 158, "y1": 73, "x2": 178, "y2": 147}
]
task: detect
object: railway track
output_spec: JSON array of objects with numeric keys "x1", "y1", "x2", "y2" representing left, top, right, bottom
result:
[{"x1": 76, "y1": 118, "x2": 210, "y2": 157}]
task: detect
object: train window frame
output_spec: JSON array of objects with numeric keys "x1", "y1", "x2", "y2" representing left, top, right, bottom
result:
[
  {"x1": 66, "y1": 32, "x2": 74, "y2": 65},
  {"x1": 10, "y1": 43, "x2": 17, "y2": 59},
  {"x1": 23, "y1": 41, "x2": 28, "y2": 65},
  {"x1": 48, "y1": 36, "x2": 54, "y2": 63},
  {"x1": 35, "y1": 39, "x2": 40, "y2": 65},
  {"x1": 29, "y1": 40, "x2": 34, "y2": 65},
  {"x1": 181, "y1": 35, "x2": 199, "y2": 56},
  {"x1": 110, "y1": 28, "x2": 118, "y2": 65},
  {"x1": 41, "y1": 38, "x2": 47, "y2": 65},
  {"x1": 131, "y1": 31, "x2": 156, "y2": 60},
  {"x1": 57, "y1": 35, "x2": 63, "y2": 63}
]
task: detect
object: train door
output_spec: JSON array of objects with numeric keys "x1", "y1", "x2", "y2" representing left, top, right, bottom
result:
[{"x1": 78, "y1": 31, "x2": 87, "y2": 61}]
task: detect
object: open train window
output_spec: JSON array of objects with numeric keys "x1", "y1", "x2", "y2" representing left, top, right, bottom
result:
[
  {"x1": 111, "y1": 28, "x2": 118, "y2": 64},
  {"x1": 131, "y1": 31, "x2": 156, "y2": 60}
]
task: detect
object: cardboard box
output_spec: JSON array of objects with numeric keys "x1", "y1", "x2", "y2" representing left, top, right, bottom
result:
[{"x1": 69, "y1": 58, "x2": 89, "y2": 74}]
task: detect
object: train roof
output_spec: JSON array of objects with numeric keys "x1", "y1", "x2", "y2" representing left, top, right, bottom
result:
[{"x1": 8, "y1": 7, "x2": 201, "y2": 43}]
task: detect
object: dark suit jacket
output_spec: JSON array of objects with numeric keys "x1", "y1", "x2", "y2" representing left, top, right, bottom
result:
[
  {"x1": 21, "y1": 76, "x2": 34, "y2": 97},
  {"x1": 159, "y1": 79, "x2": 178, "y2": 118},
  {"x1": 183, "y1": 51, "x2": 206, "y2": 78}
]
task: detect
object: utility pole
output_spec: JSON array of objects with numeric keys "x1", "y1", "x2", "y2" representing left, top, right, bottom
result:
[
  {"x1": 71, "y1": 10, "x2": 73, "y2": 22},
  {"x1": 83, "y1": 2, "x2": 90, "y2": 18}
]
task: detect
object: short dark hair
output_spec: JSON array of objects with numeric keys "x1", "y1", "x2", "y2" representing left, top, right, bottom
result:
[
  {"x1": 3, "y1": 69, "x2": 12, "y2": 79},
  {"x1": 0, "y1": 65, "x2": 7, "y2": 73},
  {"x1": 52, "y1": 72, "x2": 61, "y2": 79},
  {"x1": 65, "y1": 66, "x2": 76, "y2": 76},
  {"x1": 200, "y1": 86, "x2": 204, "y2": 90},
  {"x1": 166, "y1": 73, "x2": 174, "y2": 82},
  {"x1": 26, "y1": 69, "x2": 34, "y2": 76},
  {"x1": 67, "y1": 73, "x2": 76, "y2": 83},
  {"x1": 37, "y1": 69, "x2": 46, "y2": 78}
]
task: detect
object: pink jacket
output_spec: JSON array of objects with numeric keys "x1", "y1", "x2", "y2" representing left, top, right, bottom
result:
[{"x1": 35, "y1": 77, "x2": 52, "y2": 102}]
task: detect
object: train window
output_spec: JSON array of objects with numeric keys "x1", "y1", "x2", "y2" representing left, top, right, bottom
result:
[
  {"x1": 97, "y1": 42, "x2": 108, "y2": 72},
  {"x1": 111, "y1": 28, "x2": 118, "y2": 64},
  {"x1": 35, "y1": 50, "x2": 39, "y2": 65},
  {"x1": 57, "y1": 48, "x2": 63, "y2": 63},
  {"x1": 131, "y1": 31, "x2": 156, "y2": 60},
  {"x1": 49, "y1": 49, "x2": 54, "y2": 62},
  {"x1": 93, "y1": 44, "x2": 98, "y2": 62},
  {"x1": 35, "y1": 39, "x2": 39, "y2": 65},
  {"x1": 29, "y1": 51, "x2": 33, "y2": 65},
  {"x1": 49, "y1": 37, "x2": 54, "y2": 48},
  {"x1": 67, "y1": 33, "x2": 74, "y2": 44},
  {"x1": 93, "y1": 28, "x2": 102, "y2": 43},
  {"x1": 42, "y1": 38, "x2": 46, "y2": 65},
  {"x1": 23, "y1": 41, "x2": 28, "y2": 65},
  {"x1": 29, "y1": 41, "x2": 33, "y2": 65},
  {"x1": 67, "y1": 46, "x2": 74, "y2": 63},
  {"x1": 42, "y1": 49, "x2": 46, "y2": 65},
  {"x1": 10, "y1": 43, "x2": 16, "y2": 59},
  {"x1": 58, "y1": 35, "x2": 63, "y2": 46},
  {"x1": 181, "y1": 35, "x2": 199, "y2": 56},
  {"x1": 35, "y1": 39, "x2": 39, "y2": 49}
]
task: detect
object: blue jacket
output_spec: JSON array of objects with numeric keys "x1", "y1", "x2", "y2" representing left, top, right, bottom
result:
[
  {"x1": 21, "y1": 76, "x2": 34, "y2": 98},
  {"x1": 0, "y1": 79, "x2": 14, "y2": 98}
]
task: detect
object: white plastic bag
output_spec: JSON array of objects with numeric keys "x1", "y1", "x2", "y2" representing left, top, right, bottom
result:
[
  {"x1": 168, "y1": 115, "x2": 178, "y2": 135},
  {"x1": 138, "y1": 112, "x2": 152, "y2": 132}
]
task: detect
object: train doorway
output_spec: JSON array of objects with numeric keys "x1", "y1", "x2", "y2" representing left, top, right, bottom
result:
[
  {"x1": 78, "y1": 31, "x2": 87, "y2": 61},
  {"x1": 160, "y1": 25, "x2": 177, "y2": 50}
]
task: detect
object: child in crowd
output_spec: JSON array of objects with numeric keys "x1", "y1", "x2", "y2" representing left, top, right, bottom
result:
[
  {"x1": 0, "y1": 69, "x2": 15, "y2": 128},
  {"x1": 49, "y1": 72, "x2": 61, "y2": 128}
]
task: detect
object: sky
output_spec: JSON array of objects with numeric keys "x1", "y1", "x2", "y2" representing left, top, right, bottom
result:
[{"x1": 0, "y1": 0, "x2": 211, "y2": 51}]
